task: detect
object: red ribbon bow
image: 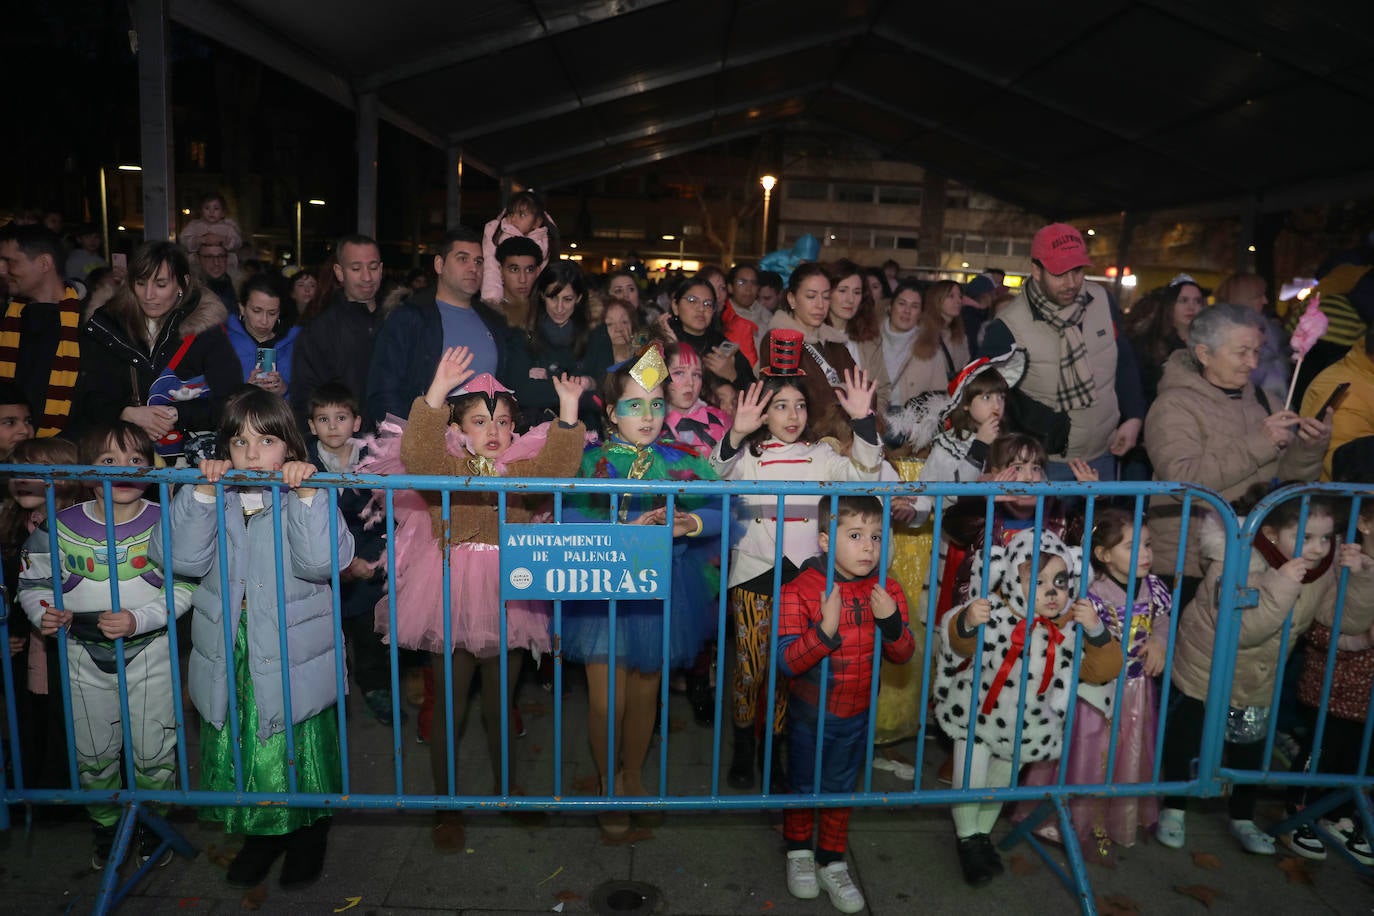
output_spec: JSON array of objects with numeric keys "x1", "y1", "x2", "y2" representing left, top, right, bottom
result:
[{"x1": 981, "y1": 615, "x2": 1065, "y2": 716}]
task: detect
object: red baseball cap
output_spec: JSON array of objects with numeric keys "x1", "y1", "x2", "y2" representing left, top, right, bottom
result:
[{"x1": 1030, "y1": 223, "x2": 1093, "y2": 275}]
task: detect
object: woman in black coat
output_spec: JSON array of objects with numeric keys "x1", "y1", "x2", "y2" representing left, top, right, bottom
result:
[{"x1": 69, "y1": 241, "x2": 243, "y2": 458}]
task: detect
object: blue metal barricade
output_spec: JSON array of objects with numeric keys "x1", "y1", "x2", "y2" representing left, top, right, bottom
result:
[
  {"x1": 0, "y1": 463, "x2": 1310, "y2": 914},
  {"x1": 1218, "y1": 482, "x2": 1374, "y2": 872}
]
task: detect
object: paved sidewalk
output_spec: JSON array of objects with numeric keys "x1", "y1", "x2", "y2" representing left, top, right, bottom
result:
[{"x1": 3, "y1": 681, "x2": 1372, "y2": 914}]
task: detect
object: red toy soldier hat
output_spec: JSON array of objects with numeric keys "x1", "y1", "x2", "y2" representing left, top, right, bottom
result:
[{"x1": 760, "y1": 329, "x2": 807, "y2": 377}]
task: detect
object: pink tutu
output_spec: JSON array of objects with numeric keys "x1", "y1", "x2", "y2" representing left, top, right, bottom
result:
[
  {"x1": 361, "y1": 414, "x2": 552, "y2": 657},
  {"x1": 377, "y1": 531, "x2": 551, "y2": 656}
]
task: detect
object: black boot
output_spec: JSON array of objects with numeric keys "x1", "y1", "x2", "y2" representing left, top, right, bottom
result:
[
  {"x1": 955, "y1": 833, "x2": 998, "y2": 886},
  {"x1": 727, "y1": 725, "x2": 756, "y2": 789},
  {"x1": 761, "y1": 733, "x2": 788, "y2": 794},
  {"x1": 687, "y1": 671, "x2": 716, "y2": 727},
  {"x1": 226, "y1": 834, "x2": 286, "y2": 887},
  {"x1": 279, "y1": 817, "x2": 330, "y2": 890}
]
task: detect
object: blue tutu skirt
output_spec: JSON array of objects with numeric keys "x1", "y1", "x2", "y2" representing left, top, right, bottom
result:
[{"x1": 559, "y1": 542, "x2": 717, "y2": 673}]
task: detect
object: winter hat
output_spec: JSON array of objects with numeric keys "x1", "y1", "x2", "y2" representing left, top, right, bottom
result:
[{"x1": 937, "y1": 347, "x2": 1027, "y2": 427}]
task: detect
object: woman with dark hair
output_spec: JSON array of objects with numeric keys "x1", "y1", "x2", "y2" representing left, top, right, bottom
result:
[
  {"x1": 69, "y1": 240, "x2": 243, "y2": 456},
  {"x1": 224, "y1": 274, "x2": 301, "y2": 398},
  {"x1": 661, "y1": 275, "x2": 756, "y2": 388},
  {"x1": 1130, "y1": 275, "x2": 1207, "y2": 404},
  {"x1": 286, "y1": 269, "x2": 318, "y2": 327},
  {"x1": 582, "y1": 298, "x2": 644, "y2": 384},
  {"x1": 890, "y1": 279, "x2": 970, "y2": 403},
  {"x1": 829, "y1": 259, "x2": 891, "y2": 408},
  {"x1": 760, "y1": 263, "x2": 870, "y2": 449},
  {"x1": 507, "y1": 260, "x2": 597, "y2": 428},
  {"x1": 863, "y1": 267, "x2": 891, "y2": 310}
]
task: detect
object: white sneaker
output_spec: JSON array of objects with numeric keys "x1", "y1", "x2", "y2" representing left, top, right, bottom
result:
[
  {"x1": 1229, "y1": 819, "x2": 1276, "y2": 855},
  {"x1": 1156, "y1": 807, "x2": 1186, "y2": 849},
  {"x1": 1319, "y1": 817, "x2": 1374, "y2": 866},
  {"x1": 818, "y1": 861, "x2": 865, "y2": 914},
  {"x1": 785, "y1": 850, "x2": 818, "y2": 899}
]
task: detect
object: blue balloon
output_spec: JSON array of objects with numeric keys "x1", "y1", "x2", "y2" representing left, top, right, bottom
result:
[{"x1": 757, "y1": 234, "x2": 820, "y2": 287}]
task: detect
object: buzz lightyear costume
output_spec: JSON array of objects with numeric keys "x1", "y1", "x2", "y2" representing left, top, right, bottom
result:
[{"x1": 18, "y1": 500, "x2": 193, "y2": 826}]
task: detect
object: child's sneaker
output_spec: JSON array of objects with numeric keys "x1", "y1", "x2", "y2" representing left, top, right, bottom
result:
[
  {"x1": 817, "y1": 861, "x2": 865, "y2": 914},
  {"x1": 1282, "y1": 822, "x2": 1327, "y2": 861},
  {"x1": 785, "y1": 850, "x2": 818, "y2": 899},
  {"x1": 139, "y1": 827, "x2": 175, "y2": 868},
  {"x1": 1155, "y1": 807, "x2": 1186, "y2": 849},
  {"x1": 364, "y1": 689, "x2": 408, "y2": 726},
  {"x1": 1320, "y1": 817, "x2": 1374, "y2": 866},
  {"x1": 91, "y1": 824, "x2": 118, "y2": 870},
  {"x1": 1229, "y1": 819, "x2": 1275, "y2": 855}
]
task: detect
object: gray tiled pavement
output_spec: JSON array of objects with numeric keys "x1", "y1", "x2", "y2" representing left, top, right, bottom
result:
[{"x1": 3, "y1": 673, "x2": 1373, "y2": 914}]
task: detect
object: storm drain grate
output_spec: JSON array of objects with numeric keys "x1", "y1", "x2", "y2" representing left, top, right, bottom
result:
[{"x1": 589, "y1": 879, "x2": 660, "y2": 915}]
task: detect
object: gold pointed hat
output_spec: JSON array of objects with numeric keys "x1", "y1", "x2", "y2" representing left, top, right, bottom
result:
[{"x1": 628, "y1": 343, "x2": 669, "y2": 391}]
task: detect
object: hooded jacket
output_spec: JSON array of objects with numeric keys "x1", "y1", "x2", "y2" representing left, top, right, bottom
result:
[
  {"x1": 1145, "y1": 349, "x2": 1326, "y2": 578},
  {"x1": 69, "y1": 290, "x2": 240, "y2": 440},
  {"x1": 1169, "y1": 516, "x2": 1374, "y2": 707}
]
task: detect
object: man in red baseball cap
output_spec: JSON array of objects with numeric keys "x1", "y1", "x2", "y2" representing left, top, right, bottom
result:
[{"x1": 977, "y1": 222, "x2": 1145, "y2": 481}]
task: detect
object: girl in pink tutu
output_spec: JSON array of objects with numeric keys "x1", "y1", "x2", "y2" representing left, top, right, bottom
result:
[
  {"x1": 1015, "y1": 508, "x2": 1170, "y2": 861},
  {"x1": 386, "y1": 346, "x2": 586, "y2": 849}
]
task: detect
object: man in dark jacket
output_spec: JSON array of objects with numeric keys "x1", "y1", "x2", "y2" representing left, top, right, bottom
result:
[
  {"x1": 290, "y1": 234, "x2": 386, "y2": 428},
  {"x1": 366, "y1": 226, "x2": 510, "y2": 425}
]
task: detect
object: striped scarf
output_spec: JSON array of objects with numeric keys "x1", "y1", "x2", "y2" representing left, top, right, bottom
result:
[
  {"x1": 1024, "y1": 279, "x2": 1095, "y2": 412},
  {"x1": 0, "y1": 287, "x2": 82, "y2": 435}
]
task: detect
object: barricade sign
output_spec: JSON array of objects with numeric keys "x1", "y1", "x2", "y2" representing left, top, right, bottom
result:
[{"x1": 501, "y1": 523, "x2": 672, "y2": 599}]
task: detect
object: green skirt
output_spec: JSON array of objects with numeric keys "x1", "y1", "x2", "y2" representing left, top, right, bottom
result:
[{"x1": 199, "y1": 612, "x2": 341, "y2": 835}]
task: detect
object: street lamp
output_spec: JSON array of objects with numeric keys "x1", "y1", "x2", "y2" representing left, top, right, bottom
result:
[
  {"x1": 295, "y1": 199, "x2": 326, "y2": 266},
  {"x1": 99, "y1": 164, "x2": 142, "y2": 262},
  {"x1": 759, "y1": 175, "x2": 777, "y2": 258}
]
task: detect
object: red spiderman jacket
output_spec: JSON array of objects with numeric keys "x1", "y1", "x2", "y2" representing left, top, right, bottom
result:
[{"x1": 777, "y1": 558, "x2": 914, "y2": 719}]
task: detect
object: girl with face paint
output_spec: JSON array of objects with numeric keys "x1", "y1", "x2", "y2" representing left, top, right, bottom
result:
[{"x1": 560, "y1": 344, "x2": 722, "y2": 836}]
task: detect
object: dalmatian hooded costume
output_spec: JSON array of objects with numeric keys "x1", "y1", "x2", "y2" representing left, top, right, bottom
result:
[
  {"x1": 936, "y1": 529, "x2": 1121, "y2": 762},
  {"x1": 934, "y1": 529, "x2": 1122, "y2": 877}
]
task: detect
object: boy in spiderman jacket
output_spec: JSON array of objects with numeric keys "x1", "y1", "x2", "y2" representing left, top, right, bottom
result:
[{"x1": 776, "y1": 495, "x2": 914, "y2": 914}]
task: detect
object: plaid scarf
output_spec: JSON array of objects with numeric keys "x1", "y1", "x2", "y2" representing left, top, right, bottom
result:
[
  {"x1": 0, "y1": 287, "x2": 82, "y2": 435},
  {"x1": 1024, "y1": 279, "x2": 1094, "y2": 411}
]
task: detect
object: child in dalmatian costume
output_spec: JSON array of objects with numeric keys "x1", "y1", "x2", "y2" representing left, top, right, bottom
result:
[{"x1": 934, "y1": 529, "x2": 1122, "y2": 886}]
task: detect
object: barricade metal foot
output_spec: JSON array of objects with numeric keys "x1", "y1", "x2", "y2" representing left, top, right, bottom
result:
[
  {"x1": 90, "y1": 803, "x2": 198, "y2": 915},
  {"x1": 999, "y1": 797, "x2": 1098, "y2": 916}
]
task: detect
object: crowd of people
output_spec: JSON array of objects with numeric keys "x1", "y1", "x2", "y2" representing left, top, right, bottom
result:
[{"x1": 3, "y1": 194, "x2": 1374, "y2": 911}]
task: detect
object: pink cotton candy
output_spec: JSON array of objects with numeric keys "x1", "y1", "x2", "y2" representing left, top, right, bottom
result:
[{"x1": 1289, "y1": 294, "x2": 1328, "y2": 360}]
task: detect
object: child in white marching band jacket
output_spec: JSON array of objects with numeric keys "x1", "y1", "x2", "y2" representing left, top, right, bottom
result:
[
  {"x1": 710, "y1": 328, "x2": 882, "y2": 791},
  {"x1": 934, "y1": 529, "x2": 1122, "y2": 886}
]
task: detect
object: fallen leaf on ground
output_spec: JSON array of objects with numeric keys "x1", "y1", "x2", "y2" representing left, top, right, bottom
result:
[
  {"x1": 1009, "y1": 854, "x2": 1037, "y2": 875},
  {"x1": 239, "y1": 885, "x2": 268, "y2": 910},
  {"x1": 1095, "y1": 894, "x2": 1141, "y2": 915},
  {"x1": 206, "y1": 843, "x2": 237, "y2": 868},
  {"x1": 668, "y1": 717, "x2": 686, "y2": 733},
  {"x1": 571, "y1": 775, "x2": 598, "y2": 793},
  {"x1": 600, "y1": 827, "x2": 654, "y2": 846},
  {"x1": 1277, "y1": 857, "x2": 1314, "y2": 885},
  {"x1": 1191, "y1": 851, "x2": 1223, "y2": 870},
  {"x1": 1174, "y1": 884, "x2": 1219, "y2": 907},
  {"x1": 554, "y1": 889, "x2": 582, "y2": 902}
]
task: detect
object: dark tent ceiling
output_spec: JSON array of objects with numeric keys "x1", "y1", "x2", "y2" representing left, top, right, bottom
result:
[{"x1": 171, "y1": 0, "x2": 1374, "y2": 216}]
